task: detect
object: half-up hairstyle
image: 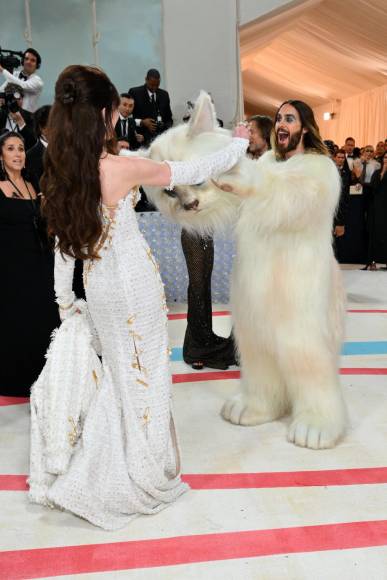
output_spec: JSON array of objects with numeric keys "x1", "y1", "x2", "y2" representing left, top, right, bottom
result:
[
  {"x1": 271, "y1": 100, "x2": 328, "y2": 159},
  {"x1": 41, "y1": 65, "x2": 120, "y2": 259}
]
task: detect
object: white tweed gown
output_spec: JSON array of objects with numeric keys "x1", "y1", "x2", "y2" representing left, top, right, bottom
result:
[{"x1": 28, "y1": 137, "x2": 248, "y2": 530}]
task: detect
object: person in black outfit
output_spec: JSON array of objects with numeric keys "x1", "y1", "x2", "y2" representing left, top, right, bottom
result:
[
  {"x1": 366, "y1": 151, "x2": 387, "y2": 268},
  {"x1": 114, "y1": 93, "x2": 143, "y2": 151},
  {"x1": 26, "y1": 104, "x2": 51, "y2": 191},
  {"x1": 128, "y1": 69, "x2": 173, "y2": 146},
  {"x1": 332, "y1": 148, "x2": 350, "y2": 262},
  {"x1": 0, "y1": 132, "x2": 59, "y2": 397},
  {"x1": 0, "y1": 84, "x2": 37, "y2": 150}
]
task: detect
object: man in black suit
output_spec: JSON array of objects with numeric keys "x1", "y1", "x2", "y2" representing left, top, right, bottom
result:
[
  {"x1": 0, "y1": 84, "x2": 36, "y2": 150},
  {"x1": 26, "y1": 105, "x2": 51, "y2": 191},
  {"x1": 115, "y1": 93, "x2": 144, "y2": 151},
  {"x1": 343, "y1": 136, "x2": 356, "y2": 176},
  {"x1": 128, "y1": 69, "x2": 173, "y2": 146}
]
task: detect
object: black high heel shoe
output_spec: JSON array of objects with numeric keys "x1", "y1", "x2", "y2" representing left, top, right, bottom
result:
[
  {"x1": 361, "y1": 261, "x2": 377, "y2": 271},
  {"x1": 191, "y1": 361, "x2": 204, "y2": 370}
]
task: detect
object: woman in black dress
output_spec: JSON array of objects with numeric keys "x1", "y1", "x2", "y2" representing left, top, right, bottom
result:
[
  {"x1": 367, "y1": 151, "x2": 387, "y2": 268},
  {"x1": 0, "y1": 131, "x2": 60, "y2": 397}
]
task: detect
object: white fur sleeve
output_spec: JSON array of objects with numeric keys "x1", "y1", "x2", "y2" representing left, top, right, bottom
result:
[
  {"x1": 54, "y1": 246, "x2": 76, "y2": 319},
  {"x1": 165, "y1": 137, "x2": 248, "y2": 189}
]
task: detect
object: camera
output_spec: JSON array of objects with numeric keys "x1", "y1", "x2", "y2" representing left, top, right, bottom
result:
[
  {"x1": 0, "y1": 87, "x2": 22, "y2": 114},
  {"x1": 0, "y1": 47, "x2": 23, "y2": 73}
]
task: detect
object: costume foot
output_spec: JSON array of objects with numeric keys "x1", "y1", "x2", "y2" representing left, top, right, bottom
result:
[
  {"x1": 287, "y1": 413, "x2": 344, "y2": 449},
  {"x1": 221, "y1": 393, "x2": 275, "y2": 426}
]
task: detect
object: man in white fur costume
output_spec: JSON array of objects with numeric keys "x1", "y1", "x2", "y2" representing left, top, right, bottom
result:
[{"x1": 147, "y1": 93, "x2": 347, "y2": 450}]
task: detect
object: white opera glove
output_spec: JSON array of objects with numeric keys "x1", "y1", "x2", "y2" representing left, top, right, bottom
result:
[
  {"x1": 165, "y1": 137, "x2": 248, "y2": 190},
  {"x1": 54, "y1": 245, "x2": 76, "y2": 321}
]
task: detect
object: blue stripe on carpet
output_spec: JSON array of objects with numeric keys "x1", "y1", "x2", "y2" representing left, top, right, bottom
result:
[
  {"x1": 170, "y1": 342, "x2": 387, "y2": 362},
  {"x1": 341, "y1": 341, "x2": 387, "y2": 355}
]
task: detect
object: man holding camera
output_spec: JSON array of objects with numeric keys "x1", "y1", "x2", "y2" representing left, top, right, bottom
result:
[
  {"x1": 0, "y1": 84, "x2": 36, "y2": 150},
  {"x1": 128, "y1": 69, "x2": 173, "y2": 147},
  {"x1": 0, "y1": 48, "x2": 43, "y2": 113}
]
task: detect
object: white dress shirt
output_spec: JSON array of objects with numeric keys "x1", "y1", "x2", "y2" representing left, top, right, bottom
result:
[{"x1": 0, "y1": 69, "x2": 43, "y2": 112}]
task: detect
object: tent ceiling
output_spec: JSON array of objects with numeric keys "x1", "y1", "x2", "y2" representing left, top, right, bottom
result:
[{"x1": 241, "y1": 0, "x2": 387, "y2": 115}]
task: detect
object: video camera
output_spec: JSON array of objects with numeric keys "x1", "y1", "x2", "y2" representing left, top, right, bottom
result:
[
  {"x1": 0, "y1": 87, "x2": 23, "y2": 114},
  {"x1": 0, "y1": 47, "x2": 24, "y2": 73}
]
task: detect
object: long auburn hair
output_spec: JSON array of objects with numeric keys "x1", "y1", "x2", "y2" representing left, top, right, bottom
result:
[
  {"x1": 271, "y1": 100, "x2": 328, "y2": 159},
  {"x1": 41, "y1": 65, "x2": 119, "y2": 259}
]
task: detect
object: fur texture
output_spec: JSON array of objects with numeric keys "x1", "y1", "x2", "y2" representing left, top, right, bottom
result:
[
  {"x1": 148, "y1": 92, "x2": 347, "y2": 449},
  {"x1": 146, "y1": 91, "x2": 241, "y2": 235}
]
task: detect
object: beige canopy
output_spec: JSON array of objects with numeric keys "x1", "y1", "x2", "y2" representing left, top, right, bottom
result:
[{"x1": 241, "y1": 0, "x2": 387, "y2": 145}]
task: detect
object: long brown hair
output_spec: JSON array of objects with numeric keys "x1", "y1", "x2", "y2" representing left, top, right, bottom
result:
[
  {"x1": 41, "y1": 65, "x2": 119, "y2": 259},
  {"x1": 271, "y1": 100, "x2": 328, "y2": 159}
]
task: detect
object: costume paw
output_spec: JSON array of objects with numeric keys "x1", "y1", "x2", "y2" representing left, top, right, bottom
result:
[
  {"x1": 287, "y1": 413, "x2": 344, "y2": 449},
  {"x1": 221, "y1": 393, "x2": 274, "y2": 426}
]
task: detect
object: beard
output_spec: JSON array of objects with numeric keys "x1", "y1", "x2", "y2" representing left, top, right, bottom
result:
[{"x1": 275, "y1": 128, "x2": 303, "y2": 159}]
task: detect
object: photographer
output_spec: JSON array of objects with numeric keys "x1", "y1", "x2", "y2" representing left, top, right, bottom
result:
[
  {"x1": 0, "y1": 48, "x2": 43, "y2": 113},
  {"x1": 128, "y1": 69, "x2": 173, "y2": 146},
  {"x1": 0, "y1": 84, "x2": 37, "y2": 150}
]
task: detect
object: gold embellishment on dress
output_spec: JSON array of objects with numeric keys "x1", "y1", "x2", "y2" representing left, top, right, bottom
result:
[
  {"x1": 92, "y1": 370, "x2": 99, "y2": 386},
  {"x1": 127, "y1": 315, "x2": 136, "y2": 326},
  {"x1": 142, "y1": 407, "x2": 151, "y2": 425},
  {"x1": 129, "y1": 330, "x2": 143, "y2": 342},
  {"x1": 137, "y1": 378, "x2": 149, "y2": 388},
  {"x1": 146, "y1": 248, "x2": 159, "y2": 271},
  {"x1": 132, "y1": 336, "x2": 142, "y2": 368},
  {"x1": 84, "y1": 205, "x2": 116, "y2": 286},
  {"x1": 132, "y1": 362, "x2": 148, "y2": 376},
  {"x1": 68, "y1": 417, "x2": 78, "y2": 446}
]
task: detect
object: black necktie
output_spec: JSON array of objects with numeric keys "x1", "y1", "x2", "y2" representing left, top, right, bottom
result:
[
  {"x1": 19, "y1": 72, "x2": 28, "y2": 81},
  {"x1": 150, "y1": 93, "x2": 157, "y2": 114},
  {"x1": 122, "y1": 119, "x2": 127, "y2": 137}
]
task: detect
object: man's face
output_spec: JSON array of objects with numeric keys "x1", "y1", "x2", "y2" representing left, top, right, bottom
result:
[
  {"x1": 23, "y1": 52, "x2": 38, "y2": 75},
  {"x1": 248, "y1": 121, "x2": 267, "y2": 154},
  {"x1": 334, "y1": 152, "x2": 345, "y2": 168},
  {"x1": 119, "y1": 97, "x2": 134, "y2": 118},
  {"x1": 145, "y1": 76, "x2": 160, "y2": 93},
  {"x1": 344, "y1": 139, "x2": 355, "y2": 155},
  {"x1": 375, "y1": 141, "x2": 385, "y2": 156},
  {"x1": 274, "y1": 104, "x2": 304, "y2": 158}
]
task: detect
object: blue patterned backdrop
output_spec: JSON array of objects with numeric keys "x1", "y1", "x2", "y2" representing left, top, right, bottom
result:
[{"x1": 137, "y1": 212, "x2": 235, "y2": 304}]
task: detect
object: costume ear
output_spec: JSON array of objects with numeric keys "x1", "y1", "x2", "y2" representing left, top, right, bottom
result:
[{"x1": 187, "y1": 91, "x2": 217, "y2": 138}]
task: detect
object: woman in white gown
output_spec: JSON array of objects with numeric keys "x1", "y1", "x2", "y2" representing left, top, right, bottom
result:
[{"x1": 28, "y1": 65, "x2": 248, "y2": 529}]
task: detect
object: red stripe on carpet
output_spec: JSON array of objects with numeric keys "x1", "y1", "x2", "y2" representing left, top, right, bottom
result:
[
  {"x1": 3, "y1": 466, "x2": 387, "y2": 493},
  {"x1": 172, "y1": 370, "x2": 240, "y2": 383},
  {"x1": 1, "y1": 367, "x2": 386, "y2": 405},
  {"x1": 340, "y1": 367, "x2": 387, "y2": 375},
  {"x1": 1, "y1": 520, "x2": 387, "y2": 578},
  {"x1": 182, "y1": 467, "x2": 387, "y2": 489},
  {"x1": 0, "y1": 475, "x2": 28, "y2": 491},
  {"x1": 167, "y1": 309, "x2": 387, "y2": 321},
  {"x1": 347, "y1": 309, "x2": 387, "y2": 313},
  {"x1": 172, "y1": 367, "x2": 387, "y2": 383},
  {"x1": 0, "y1": 396, "x2": 29, "y2": 406},
  {"x1": 168, "y1": 310, "x2": 230, "y2": 320}
]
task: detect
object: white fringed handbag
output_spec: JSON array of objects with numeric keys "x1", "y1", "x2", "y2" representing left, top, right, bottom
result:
[{"x1": 28, "y1": 300, "x2": 102, "y2": 505}]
